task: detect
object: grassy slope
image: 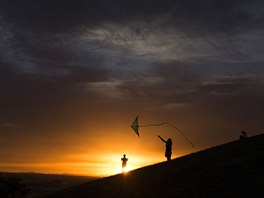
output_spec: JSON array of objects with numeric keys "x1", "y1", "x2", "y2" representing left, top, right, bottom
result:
[{"x1": 43, "y1": 134, "x2": 264, "y2": 198}]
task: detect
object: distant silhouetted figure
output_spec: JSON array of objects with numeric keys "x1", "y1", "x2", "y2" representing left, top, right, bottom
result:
[
  {"x1": 121, "y1": 154, "x2": 128, "y2": 172},
  {"x1": 158, "y1": 135, "x2": 172, "y2": 161},
  {"x1": 239, "y1": 131, "x2": 248, "y2": 141}
]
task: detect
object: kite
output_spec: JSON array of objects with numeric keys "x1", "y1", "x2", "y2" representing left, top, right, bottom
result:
[
  {"x1": 131, "y1": 116, "x2": 195, "y2": 148},
  {"x1": 131, "y1": 116, "x2": 140, "y2": 137}
]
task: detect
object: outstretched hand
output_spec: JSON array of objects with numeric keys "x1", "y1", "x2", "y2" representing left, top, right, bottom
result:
[{"x1": 157, "y1": 135, "x2": 166, "y2": 143}]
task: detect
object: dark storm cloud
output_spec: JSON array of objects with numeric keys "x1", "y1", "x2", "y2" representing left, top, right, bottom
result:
[
  {"x1": 116, "y1": 59, "x2": 264, "y2": 113},
  {"x1": 0, "y1": 0, "x2": 263, "y2": 121},
  {"x1": 0, "y1": 0, "x2": 263, "y2": 34},
  {"x1": 1, "y1": 0, "x2": 263, "y2": 71}
]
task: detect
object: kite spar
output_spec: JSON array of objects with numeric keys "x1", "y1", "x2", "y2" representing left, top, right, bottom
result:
[{"x1": 131, "y1": 116, "x2": 195, "y2": 148}]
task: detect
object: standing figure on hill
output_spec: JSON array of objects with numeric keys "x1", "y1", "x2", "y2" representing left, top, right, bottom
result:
[
  {"x1": 158, "y1": 135, "x2": 172, "y2": 161},
  {"x1": 239, "y1": 131, "x2": 248, "y2": 141},
  {"x1": 121, "y1": 154, "x2": 128, "y2": 172}
]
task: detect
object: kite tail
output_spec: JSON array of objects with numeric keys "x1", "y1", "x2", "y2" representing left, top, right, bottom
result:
[{"x1": 140, "y1": 122, "x2": 195, "y2": 148}]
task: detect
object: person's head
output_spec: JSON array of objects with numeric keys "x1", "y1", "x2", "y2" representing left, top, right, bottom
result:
[
  {"x1": 167, "y1": 138, "x2": 172, "y2": 143},
  {"x1": 241, "y1": 131, "x2": 246, "y2": 134},
  {"x1": 123, "y1": 154, "x2": 126, "y2": 157}
]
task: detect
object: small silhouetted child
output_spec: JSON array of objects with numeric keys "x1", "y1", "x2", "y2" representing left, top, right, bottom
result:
[
  {"x1": 239, "y1": 131, "x2": 248, "y2": 141},
  {"x1": 121, "y1": 154, "x2": 128, "y2": 172},
  {"x1": 158, "y1": 135, "x2": 172, "y2": 161}
]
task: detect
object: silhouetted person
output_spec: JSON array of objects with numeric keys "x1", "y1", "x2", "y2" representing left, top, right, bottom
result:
[
  {"x1": 158, "y1": 135, "x2": 172, "y2": 161},
  {"x1": 239, "y1": 131, "x2": 248, "y2": 141},
  {"x1": 121, "y1": 154, "x2": 128, "y2": 172}
]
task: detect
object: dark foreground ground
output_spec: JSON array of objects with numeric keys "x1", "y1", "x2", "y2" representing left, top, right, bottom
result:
[
  {"x1": 0, "y1": 172, "x2": 96, "y2": 198},
  {"x1": 43, "y1": 134, "x2": 264, "y2": 198}
]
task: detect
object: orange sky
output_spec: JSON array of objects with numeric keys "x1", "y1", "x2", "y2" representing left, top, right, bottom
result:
[
  {"x1": 0, "y1": 117, "x2": 198, "y2": 176},
  {"x1": 1, "y1": 114, "x2": 262, "y2": 176}
]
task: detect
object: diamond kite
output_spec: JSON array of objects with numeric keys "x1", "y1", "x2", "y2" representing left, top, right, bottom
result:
[
  {"x1": 130, "y1": 116, "x2": 194, "y2": 148},
  {"x1": 131, "y1": 116, "x2": 139, "y2": 137}
]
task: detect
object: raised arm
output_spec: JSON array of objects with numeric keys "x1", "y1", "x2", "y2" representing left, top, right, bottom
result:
[{"x1": 157, "y1": 135, "x2": 167, "y2": 143}]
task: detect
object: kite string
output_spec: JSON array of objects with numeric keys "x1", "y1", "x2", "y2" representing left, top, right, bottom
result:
[{"x1": 139, "y1": 122, "x2": 195, "y2": 148}]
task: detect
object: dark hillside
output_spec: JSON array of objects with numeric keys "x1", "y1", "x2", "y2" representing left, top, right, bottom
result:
[
  {"x1": 43, "y1": 134, "x2": 264, "y2": 198},
  {"x1": 0, "y1": 173, "x2": 96, "y2": 198}
]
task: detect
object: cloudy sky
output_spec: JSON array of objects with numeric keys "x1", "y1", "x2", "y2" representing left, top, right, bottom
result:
[{"x1": 0, "y1": 0, "x2": 264, "y2": 176}]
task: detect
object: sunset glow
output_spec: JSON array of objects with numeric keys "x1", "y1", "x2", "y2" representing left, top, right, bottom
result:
[{"x1": 0, "y1": 152, "x2": 167, "y2": 176}]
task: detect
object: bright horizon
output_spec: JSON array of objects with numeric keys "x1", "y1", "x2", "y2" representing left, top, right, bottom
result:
[
  {"x1": 0, "y1": 123, "x2": 197, "y2": 177},
  {"x1": 1, "y1": 125, "x2": 261, "y2": 177},
  {"x1": 0, "y1": 114, "x2": 263, "y2": 177},
  {"x1": 0, "y1": 151, "x2": 194, "y2": 177}
]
